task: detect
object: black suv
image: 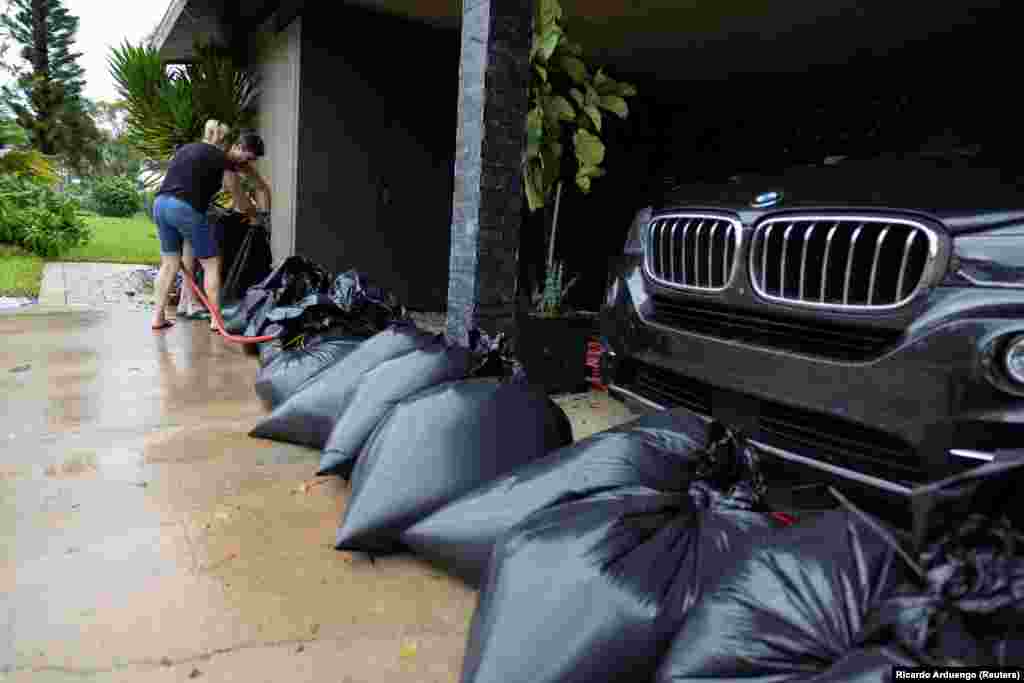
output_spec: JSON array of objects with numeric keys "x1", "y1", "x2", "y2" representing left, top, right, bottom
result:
[{"x1": 599, "y1": 152, "x2": 1024, "y2": 525}]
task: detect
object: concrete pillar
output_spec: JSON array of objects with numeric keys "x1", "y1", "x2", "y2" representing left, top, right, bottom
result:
[{"x1": 446, "y1": 0, "x2": 533, "y2": 347}]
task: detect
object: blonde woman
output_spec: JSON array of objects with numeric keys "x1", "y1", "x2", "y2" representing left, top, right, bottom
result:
[{"x1": 150, "y1": 120, "x2": 268, "y2": 332}]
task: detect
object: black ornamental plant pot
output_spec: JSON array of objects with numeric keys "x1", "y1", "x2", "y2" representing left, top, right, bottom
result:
[{"x1": 516, "y1": 312, "x2": 598, "y2": 395}]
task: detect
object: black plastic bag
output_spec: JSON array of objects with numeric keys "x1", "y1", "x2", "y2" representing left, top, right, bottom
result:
[
  {"x1": 467, "y1": 329, "x2": 528, "y2": 383},
  {"x1": 221, "y1": 221, "x2": 272, "y2": 305},
  {"x1": 223, "y1": 257, "x2": 336, "y2": 338},
  {"x1": 316, "y1": 338, "x2": 474, "y2": 477},
  {"x1": 248, "y1": 324, "x2": 436, "y2": 450},
  {"x1": 257, "y1": 324, "x2": 371, "y2": 368},
  {"x1": 221, "y1": 286, "x2": 272, "y2": 335},
  {"x1": 327, "y1": 269, "x2": 409, "y2": 336},
  {"x1": 402, "y1": 409, "x2": 711, "y2": 587},
  {"x1": 655, "y1": 508, "x2": 913, "y2": 683},
  {"x1": 334, "y1": 379, "x2": 574, "y2": 555},
  {"x1": 254, "y1": 334, "x2": 365, "y2": 409},
  {"x1": 329, "y1": 269, "x2": 403, "y2": 320},
  {"x1": 462, "y1": 470, "x2": 777, "y2": 683},
  {"x1": 857, "y1": 451, "x2": 1024, "y2": 667}
]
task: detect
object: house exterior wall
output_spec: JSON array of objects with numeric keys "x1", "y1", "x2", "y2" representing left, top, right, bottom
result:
[
  {"x1": 254, "y1": 16, "x2": 302, "y2": 264},
  {"x1": 293, "y1": 3, "x2": 459, "y2": 311}
]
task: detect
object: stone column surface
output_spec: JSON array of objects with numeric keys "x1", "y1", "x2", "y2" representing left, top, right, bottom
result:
[{"x1": 446, "y1": 0, "x2": 533, "y2": 347}]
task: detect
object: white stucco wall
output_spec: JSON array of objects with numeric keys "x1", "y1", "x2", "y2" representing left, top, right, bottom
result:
[{"x1": 255, "y1": 17, "x2": 302, "y2": 265}]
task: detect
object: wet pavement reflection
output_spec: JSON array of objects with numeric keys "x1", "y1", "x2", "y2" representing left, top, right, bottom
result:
[{"x1": 0, "y1": 309, "x2": 477, "y2": 682}]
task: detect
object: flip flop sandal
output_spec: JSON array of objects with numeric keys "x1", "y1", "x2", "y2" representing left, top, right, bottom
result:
[{"x1": 151, "y1": 321, "x2": 174, "y2": 331}]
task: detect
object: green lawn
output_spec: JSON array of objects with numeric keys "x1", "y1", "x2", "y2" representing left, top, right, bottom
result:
[
  {"x1": 63, "y1": 212, "x2": 162, "y2": 265},
  {"x1": 0, "y1": 244, "x2": 45, "y2": 297},
  {"x1": 0, "y1": 212, "x2": 160, "y2": 297}
]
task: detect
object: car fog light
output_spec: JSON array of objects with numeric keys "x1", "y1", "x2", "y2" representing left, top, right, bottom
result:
[{"x1": 1005, "y1": 335, "x2": 1024, "y2": 385}]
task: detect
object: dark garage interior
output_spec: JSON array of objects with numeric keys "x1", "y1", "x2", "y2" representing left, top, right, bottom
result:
[{"x1": 537, "y1": 0, "x2": 1016, "y2": 313}]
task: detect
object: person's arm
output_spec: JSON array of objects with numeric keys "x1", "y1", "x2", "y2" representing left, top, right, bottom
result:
[
  {"x1": 223, "y1": 169, "x2": 256, "y2": 218},
  {"x1": 237, "y1": 163, "x2": 271, "y2": 213}
]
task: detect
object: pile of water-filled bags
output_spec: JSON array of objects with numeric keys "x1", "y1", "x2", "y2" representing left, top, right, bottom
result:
[{"x1": 247, "y1": 290, "x2": 1024, "y2": 681}]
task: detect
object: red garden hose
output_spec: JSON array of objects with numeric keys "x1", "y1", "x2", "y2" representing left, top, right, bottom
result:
[{"x1": 179, "y1": 265, "x2": 278, "y2": 345}]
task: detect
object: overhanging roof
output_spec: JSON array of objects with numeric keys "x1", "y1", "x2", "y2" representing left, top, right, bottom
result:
[{"x1": 152, "y1": 0, "x2": 1008, "y2": 79}]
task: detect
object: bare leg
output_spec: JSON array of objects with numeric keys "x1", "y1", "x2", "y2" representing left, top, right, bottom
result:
[
  {"x1": 177, "y1": 240, "x2": 194, "y2": 315},
  {"x1": 152, "y1": 252, "x2": 182, "y2": 329},
  {"x1": 199, "y1": 255, "x2": 222, "y2": 331}
]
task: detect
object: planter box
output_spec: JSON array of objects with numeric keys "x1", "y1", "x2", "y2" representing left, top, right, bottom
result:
[{"x1": 516, "y1": 313, "x2": 598, "y2": 395}]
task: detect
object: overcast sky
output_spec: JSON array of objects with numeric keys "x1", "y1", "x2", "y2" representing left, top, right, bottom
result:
[{"x1": 3, "y1": 0, "x2": 169, "y2": 103}]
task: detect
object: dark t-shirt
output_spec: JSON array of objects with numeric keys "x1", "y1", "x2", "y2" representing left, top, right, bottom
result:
[{"x1": 157, "y1": 142, "x2": 243, "y2": 214}]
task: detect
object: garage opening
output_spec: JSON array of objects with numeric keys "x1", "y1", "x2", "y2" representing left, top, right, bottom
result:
[{"x1": 540, "y1": 1, "x2": 1015, "y2": 313}]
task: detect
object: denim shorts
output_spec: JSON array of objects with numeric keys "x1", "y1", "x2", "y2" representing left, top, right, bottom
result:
[{"x1": 153, "y1": 195, "x2": 219, "y2": 259}]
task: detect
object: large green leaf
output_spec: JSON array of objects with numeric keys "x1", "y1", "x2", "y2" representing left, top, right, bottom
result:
[
  {"x1": 543, "y1": 95, "x2": 576, "y2": 122},
  {"x1": 534, "y1": 63, "x2": 548, "y2": 84},
  {"x1": 541, "y1": 140, "x2": 562, "y2": 191},
  {"x1": 533, "y1": 26, "x2": 562, "y2": 63},
  {"x1": 583, "y1": 104, "x2": 602, "y2": 133},
  {"x1": 559, "y1": 56, "x2": 587, "y2": 84},
  {"x1": 523, "y1": 159, "x2": 546, "y2": 212},
  {"x1": 575, "y1": 165, "x2": 606, "y2": 194},
  {"x1": 598, "y1": 95, "x2": 629, "y2": 119},
  {"x1": 615, "y1": 82, "x2": 638, "y2": 97},
  {"x1": 537, "y1": 0, "x2": 563, "y2": 32},
  {"x1": 526, "y1": 106, "x2": 544, "y2": 160},
  {"x1": 573, "y1": 128, "x2": 605, "y2": 167},
  {"x1": 569, "y1": 88, "x2": 585, "y2": 109}
]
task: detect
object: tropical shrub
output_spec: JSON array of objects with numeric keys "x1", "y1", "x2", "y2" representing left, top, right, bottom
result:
[
  {"x1": 90, "y1": 175, "x2": 141, "y2": 217},
  {"x1": 0, "y1": 175, "x2": 91, "y2": 257}
]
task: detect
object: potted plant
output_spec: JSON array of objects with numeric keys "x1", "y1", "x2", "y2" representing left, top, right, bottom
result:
[{"x1": 514, "y1": 0, "x2": 637, "y2": 395}]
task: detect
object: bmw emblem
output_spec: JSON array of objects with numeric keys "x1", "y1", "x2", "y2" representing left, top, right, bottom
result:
[{"x1": 752, "y1": 191, "x2": 783, "y2": 208}]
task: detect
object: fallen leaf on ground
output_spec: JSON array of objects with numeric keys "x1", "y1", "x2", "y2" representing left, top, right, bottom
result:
[
  {"x1": 400, "y1": 642, "x2": 418, "y2": 659},
  {"x1": 189, "y1": 667, "x2": 202, "y2": 678},
  {"x1": 159, "y1": 657, "x2": 172, "y2": 667},
  {"x1": 292, "y1": 479, "x2": 330, "y2": 495}
]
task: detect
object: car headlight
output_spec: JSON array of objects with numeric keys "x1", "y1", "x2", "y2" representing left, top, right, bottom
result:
[
  {"x1": 945, "y1": 234, "x2": 1024, "y2": 288},
  {"x1": 623, "y1": 206, "x2": 653, "y2": 256},
  {"x1": 1005, "y1": 334, "x2": 1024, "y2": 385}
]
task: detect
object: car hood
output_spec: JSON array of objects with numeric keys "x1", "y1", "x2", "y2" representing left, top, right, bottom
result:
[{"x1": 658, "y1": 157, "x2": 1024, "y2": 235}]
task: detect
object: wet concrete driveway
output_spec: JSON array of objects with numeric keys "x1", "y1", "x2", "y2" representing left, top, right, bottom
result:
[{"x1": 0, "y1": 306, "x2": 635, "y2": 682}]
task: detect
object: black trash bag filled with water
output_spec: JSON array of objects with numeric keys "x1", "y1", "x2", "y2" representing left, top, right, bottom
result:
[
  {"x1": 402, "y1": 409, "x2": 710, "y2": 587},
  {"x1": 254, "y1": 334, "x2": 366, "y2": 409},
  {"x1": 226, "y1": 256, "x2": 335, "y2": 338},
  {"x1": 461, "y1": 433, "x2": 778, "y2": 683},
  {"x1": 249, "y1": 324, "x2": 436, "y2": 449},
  {"x1": 221, "y1": 285, "x2": 274, "y2": 335},
  {"x1": 260, "y1": 293, "x2": 368, "y2": 342},
  {"x1": 655, "y1": 507, "x2": 916, "y2": 683},
  {"x1": 220, "y1": 218, "x2": 272, "y2": 305},
  {"x1": 329, "y1": 269, "x2": 405, "y2": 332},
  {"x1": 858, "y1": 451, "x2": 1024, "y2": 667},
  {"x1": 316, "y1": 337, "x2": 474, "y2": 477},
  {"x1": 257, "y1": 323, "x2": 371, "y2": 368},
  {"x1": 335, "y1": 379, "x2": 573, "y2": 555}
]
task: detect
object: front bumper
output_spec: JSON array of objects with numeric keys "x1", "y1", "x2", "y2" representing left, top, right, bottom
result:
[{"x1": 600, "y1": 261, "x2": 1024, "y2": 513}]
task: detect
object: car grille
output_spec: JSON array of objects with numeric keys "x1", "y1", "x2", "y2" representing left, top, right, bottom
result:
[
  {"x1": 649, "y1": 294, "x2": 903, "y2": 362},
  {"x1": 758, "y1": 401, "x2": 924, "y2": 484},
  {"x1": 645, "y1": 214, "x2": 742, "y2": 291},
  {"x1": 618, "y1": 360, "x2": 925, "y2": 484},
  {"x1": 749, "y1": 216, "x2": 939, "y2": 309}
]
